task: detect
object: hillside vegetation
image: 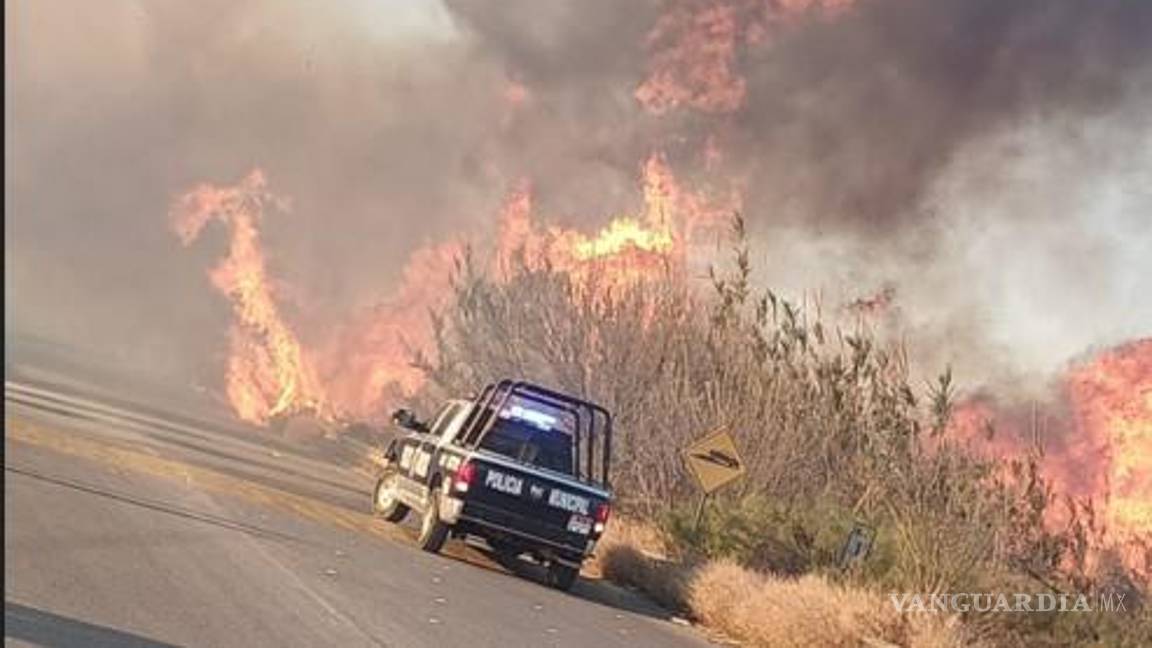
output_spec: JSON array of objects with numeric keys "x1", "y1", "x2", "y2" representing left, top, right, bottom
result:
[{"x1": 415, "y1": 218, "x2": 1149, "y2": 647}]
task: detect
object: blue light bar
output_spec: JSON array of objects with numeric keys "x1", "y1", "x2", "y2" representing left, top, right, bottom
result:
[{"x1": 500, "y1": 404, "x2": 557, "y2": 430}]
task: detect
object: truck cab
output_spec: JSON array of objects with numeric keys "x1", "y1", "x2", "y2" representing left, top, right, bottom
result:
[{"x1": 371, "y1": 380, "x2": 613, "y2": 590}]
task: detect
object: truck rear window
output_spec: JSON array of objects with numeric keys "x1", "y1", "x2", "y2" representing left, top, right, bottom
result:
[{"x1": 479, "y1": 418, "x2": 574, "y2": 475}]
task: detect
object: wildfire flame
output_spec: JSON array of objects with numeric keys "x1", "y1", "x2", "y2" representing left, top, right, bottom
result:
[
  {"x1": 636, "y1": 2, "x2": 746, "y2": 115},
  {"x1": 318, "y1": 240, "x2": 462, "y2": 420},
  {"x1": 493, "y1": 152, "x2": 731, "y2": 274},
  {"x1": 165, "y1": 0, "x2": 1147, "y2": 592},
  {"x1": 170, "y1": 169, "x2": 328, "y2": 425},
  {"x1": 573, "y1": 219, "x2": 675, "y2": 260},
  {"x1": 172, "y1": 152, "x2": 729, "y2": 423},
  {"x1": 1066, "y1": 338, "x2": 1152, "y2": 543},
  {"x1": 169, "y1": 0, "x2": 780, "y2": 425},
  {"x1": 947, "y1": 338, "x2": 1152, "y2": 574},
  {"x1": 636, "y1": 0, "x2": 858, "y2": 116}
]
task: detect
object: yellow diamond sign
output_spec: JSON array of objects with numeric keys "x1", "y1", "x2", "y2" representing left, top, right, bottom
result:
[{"x1": 682, "y1": 428, "x2": 745, "y2": 494}]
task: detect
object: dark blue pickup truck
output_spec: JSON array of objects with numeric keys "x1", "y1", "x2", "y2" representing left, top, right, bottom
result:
[{"x1": 371, "y1": 380, "x2": 613, "y2": 591}]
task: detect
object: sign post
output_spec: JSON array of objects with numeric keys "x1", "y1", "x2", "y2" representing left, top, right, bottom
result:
[
  {"x1": 682, "y1": 428, "x2": 746, "y2": 530},
  {"x1": 838, "y1": 523, "x2": 876, "y2": 570},
  {"x1": 692, "y1": 492, "x2": 709, "y2": 531}
]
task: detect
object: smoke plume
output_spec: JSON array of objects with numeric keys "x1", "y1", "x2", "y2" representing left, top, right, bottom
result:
[{"x1": 6, "y1": 0, "x2": 1151, "y2": 403}]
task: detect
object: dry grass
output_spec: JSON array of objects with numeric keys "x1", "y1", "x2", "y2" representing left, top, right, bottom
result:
[
  {"x1": 590, "y1": 518, "x2": 688, "y2": 611},
  {"x1": 688, "y1": 561, "x2": 973, "y2": 648},
  {"x1": 596, "y1": 543, "x2": 974, "y2": 648},
  {"x1": 599, "y1": 517, "x2": 670, "y2": 560}
]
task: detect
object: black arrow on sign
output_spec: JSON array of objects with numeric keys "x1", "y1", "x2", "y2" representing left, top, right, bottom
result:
[{"x1": 691, "y1": 449, "x2": 740, "y2": 470}]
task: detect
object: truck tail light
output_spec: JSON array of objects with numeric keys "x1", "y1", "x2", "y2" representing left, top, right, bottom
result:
[
  {"x1": 593, "y1": 502, "x2": 611, "y2": 534},
  {"x1": 453, "y1": 461, "x2": 476, "y2": 493}
]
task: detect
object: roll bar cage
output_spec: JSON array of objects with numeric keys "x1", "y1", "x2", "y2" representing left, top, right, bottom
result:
[{"x1": 456, "y1": 380, "x2": 612, "y2": 487}]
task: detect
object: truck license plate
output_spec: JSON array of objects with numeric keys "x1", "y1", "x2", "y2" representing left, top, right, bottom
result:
[{"x1": 567, "y1": 515, "x2": 592, "y2": 535}]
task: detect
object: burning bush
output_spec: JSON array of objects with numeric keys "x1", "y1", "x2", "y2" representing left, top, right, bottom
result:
[{"x1": 424, "y1": 217, "x2": 922, "y2": 511}]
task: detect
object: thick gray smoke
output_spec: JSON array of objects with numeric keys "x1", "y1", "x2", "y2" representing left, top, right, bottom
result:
[
  {"x1": 722, "y1": 0, "x2": 1152, "y2": 389},
  {"x1": 6, "y1": 0, "x2": 1151, "y2": 402},
  {"x1": 6, "y1": 0, "x2": 499, "y2": 392},
  {"x1": 450, "y1": 0, "x2": 1152, "y2": 388}
]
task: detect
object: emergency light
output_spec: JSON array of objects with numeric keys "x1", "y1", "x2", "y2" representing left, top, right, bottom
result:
[{"x1": 499, "y1": 404, "x2": 558, "y2": 430}]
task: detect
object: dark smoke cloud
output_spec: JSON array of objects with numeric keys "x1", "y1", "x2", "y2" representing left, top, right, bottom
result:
[
  {"x1": 445, "y1": 0, "x2": 1152, "y2": 387},
  {"x1": 728, "y1": 0, "x2": 1152, "y2": 386},
  {"x1": 733, "y1": 0, "x2": 1152, "y2": 232},
  {"x1": 442, "y1": 0, "x2": 665, "y2": 219},
  {"x1": 6, "y1": 0, "x2": 1151, "y2": 400}
]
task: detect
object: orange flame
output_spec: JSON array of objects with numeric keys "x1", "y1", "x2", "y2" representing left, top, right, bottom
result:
[
  {"x1": 493, "y1": 152, "x2": 733, "y2": 286},
  {"x1": 173, "y1": 154, "x2": 727, "y2": 423},
  {"x1": 170, "y1": 170, "x2": 328, "y2": 425},
  {"x1": 636, "y1": 2, "x2": 746, "y2": 115},
  {"x1": 319, "y1": 240, "x2": 462, "y2": 419},
  {"x1": 1065, "y1": 338, "x2": 1152, "y2": 542},
  {"x1": 574, "y1": 218, "x2": 675, "y2": 260},
  {"x1": 636, "y1": 0, "x2": 859, "y2": 115},
  {"x1": 946, "y1": 338, "x2": 1152, "y2": 575}
]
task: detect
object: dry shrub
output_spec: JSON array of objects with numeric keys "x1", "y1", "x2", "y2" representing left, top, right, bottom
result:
[
  {"x1": 600, "y1": 516, "x2": 670, "y2": 560},
  {"x1": 595, "y1": 519, "x2": 695, "y2": 612},
  {"x1": 597, "y1": 543, "x2": 649, "y2": 589},
  {"x1": 598, "y1": 541, "x2": 693, "y2": 613},
  {"x1": 418, "y1": 219, "x2": 937, "y2": 526},
  {"x1": 688, "y1": 561, "x2": 972, "y2": 648},
  {"x1": 596, "y1": 550, "x2": 975, "y2": 648}
]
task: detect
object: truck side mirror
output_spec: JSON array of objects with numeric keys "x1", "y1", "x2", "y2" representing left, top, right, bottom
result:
[{"x1": 391, "y1": 408, "x2": 428, "y2": 433}]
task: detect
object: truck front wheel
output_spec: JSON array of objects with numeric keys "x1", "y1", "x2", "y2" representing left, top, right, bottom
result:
[
  {"x1": 418, "y1": 487, "x2": 450, "y2": 553},
  {"x1": 373, "y1": 472, "x2": 409, "y2": 523}
]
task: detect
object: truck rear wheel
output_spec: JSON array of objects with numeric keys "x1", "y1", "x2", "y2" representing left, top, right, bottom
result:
[
  {"x1": 373, "y1": 472, "x2": 409, "y2": 523},
  {"x1": 418, "y1": 488, "x2": 450, "y2": 554},
  {"x1": 546, "y1": 562, "x2": 579, "y2": 591}
]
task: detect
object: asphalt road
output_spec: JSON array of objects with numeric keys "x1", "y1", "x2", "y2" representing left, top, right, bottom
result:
[{"x1": 4, "y1": 380, "x2": 714, "y2": 648}]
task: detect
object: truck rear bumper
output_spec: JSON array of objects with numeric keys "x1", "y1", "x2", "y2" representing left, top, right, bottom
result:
[{"x1": 456, "y1": 511, "x2": 592, "y2": 559}]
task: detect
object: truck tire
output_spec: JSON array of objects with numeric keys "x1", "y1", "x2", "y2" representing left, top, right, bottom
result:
[
  {"x1": 546, "y1": 562, "x2": 579, "y2": 591},
  {"x1": 373, "y1": 472, "x2": 410, "y2": 523},
  {"x1": 418, "y1": 487, "x2": 450, "y2": 554}
]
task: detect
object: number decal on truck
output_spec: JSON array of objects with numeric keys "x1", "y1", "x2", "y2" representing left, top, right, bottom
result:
[{"x1": 567, "y1": 515, "x2": 593, "y2": 535}]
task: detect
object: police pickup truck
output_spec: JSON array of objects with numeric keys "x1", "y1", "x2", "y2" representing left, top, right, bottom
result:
[{"x1": 371, "y1": 380, "x2": 613, "y2": 590}]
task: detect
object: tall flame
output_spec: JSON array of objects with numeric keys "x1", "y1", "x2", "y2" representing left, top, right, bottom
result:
[
  {"x1": 491, "y1": 152, "x2": 734, "y2": 288},
  {"x1": 170, "y1": 169, "x2": 328, "y2": 425},
  {"x1": 172, "y1": 153, "x2": 729, "y2": 423},
  {"x1": 1065, "y1": 338, "x2": 1152, "y2": 542},
  {"x1": 947, "y1": 338, "x2": 1152, "y2": 574}
]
